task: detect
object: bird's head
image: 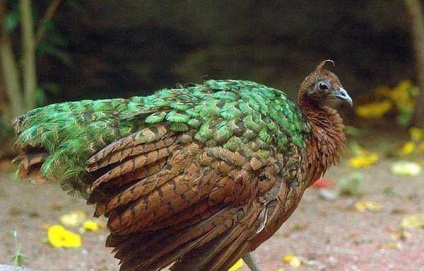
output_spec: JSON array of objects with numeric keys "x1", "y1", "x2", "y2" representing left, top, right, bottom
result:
[{"x1": 298, "y1": 60, "x2": 352, "y2": 107}]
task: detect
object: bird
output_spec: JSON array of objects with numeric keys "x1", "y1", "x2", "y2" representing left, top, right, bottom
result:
[{"x1": 11, "y1": 60, "x2": 352, "y2": 271}]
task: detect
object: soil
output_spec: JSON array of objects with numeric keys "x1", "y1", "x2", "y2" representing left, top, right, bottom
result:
[{"x1": 0, "y1": 130, "x2": 423, "y2": 271}]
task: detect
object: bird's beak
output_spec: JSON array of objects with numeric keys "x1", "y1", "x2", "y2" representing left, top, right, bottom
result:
[{"x1": 332, "y1": 88, "x2": 353, "y2": 106}]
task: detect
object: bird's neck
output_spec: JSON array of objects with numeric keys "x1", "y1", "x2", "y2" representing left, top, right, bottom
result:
[{"x1": 300, "y1": 100, "x2": 346, "y2": 186}]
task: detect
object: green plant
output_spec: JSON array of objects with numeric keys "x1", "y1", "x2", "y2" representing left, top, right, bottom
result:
[{"x1": 11, "y1": 230, "x2": 28, "y2": 267}]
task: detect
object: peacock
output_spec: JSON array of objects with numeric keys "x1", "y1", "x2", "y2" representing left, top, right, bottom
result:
[{"x1": 11, "y1": 60, "x2": 352, "y2": 271}]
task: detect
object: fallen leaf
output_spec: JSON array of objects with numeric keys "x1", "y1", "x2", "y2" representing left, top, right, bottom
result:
[
  {"x1": 377, "y1": 242, "x2": 398, "y2": 249},
  {"x1": 228, "y1": 259, "x2": 244, "y2": 271},
  {"x1": 400, "y1": 214, "x2": 424, "y2": 229},
  {"x1": 399, "y1": 141, "x2": 415, "y2": 156},
  {"x1": 47, "y1": 225, "x2": 82, "y2": 248},
  {"x1": 354, "y1": 201, "x2": 383, "y2": 213},
  {"x1": 390, "y1": 161, "x2": 422, "y2": 176},
  {"x1": 312, "y1": 178, "x2": 334, "y2": 189},
  {"x1": 282, "y1": 254, "x2": 301, "y2": 268},
  {"x1": 59, "y1": 210, "x2": 87, "y2": 227},
  {"x1": 82, "y1": 220, "x2": 101, "y2": 231},
  {"x1": 347, "y1": 154, "x2": 379, "y2": 168}
]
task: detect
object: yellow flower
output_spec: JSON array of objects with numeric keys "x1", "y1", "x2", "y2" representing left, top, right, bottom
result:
[
  {"x1": 354, "y1": 201, "x2": 383, "y2": 212},
  {"x1": 282, "y1": 254, "x2": 301, "y2": 268},
  {"x1": 82, "y1": 220, "x2": 100, "y2": 231},
  {"x1": 347, "y1": 153, "x2": 379, "y2": 168},
  {"x1": 47, "y1": 225, "x2": 82, "y2": 248},
  {"x1": 399, "y1": 141, "x2": 415, "y2": 156},
  {"x1": 355, "y1": 100, "x2": 392, "y2": 119},
  {"x1": 228, "y1": 259, "x2": 244, "y2": 271}
]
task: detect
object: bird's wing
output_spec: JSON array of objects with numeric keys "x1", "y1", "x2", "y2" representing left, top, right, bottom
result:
[{"x1": 83, "y1": 120, "x2": 293, "y2": 271}]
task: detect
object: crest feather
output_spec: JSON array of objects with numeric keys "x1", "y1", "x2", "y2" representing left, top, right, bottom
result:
[{"x1": 315, "y1": 59, "x2": 335, "y2": 72}]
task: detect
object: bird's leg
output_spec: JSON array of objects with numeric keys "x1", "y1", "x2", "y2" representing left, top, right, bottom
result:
[{"x1": 242, "y1": 253, "x2": 261, "y2": 271}]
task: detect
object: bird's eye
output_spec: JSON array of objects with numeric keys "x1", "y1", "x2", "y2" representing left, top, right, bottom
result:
[{"x1": 317, "y1": 82, "x2": 329, "y2": 91}]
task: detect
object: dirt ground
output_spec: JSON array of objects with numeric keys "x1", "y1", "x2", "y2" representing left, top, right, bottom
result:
[{"x1": 0, "y1": 156, "x2": 423, "y2": 271}]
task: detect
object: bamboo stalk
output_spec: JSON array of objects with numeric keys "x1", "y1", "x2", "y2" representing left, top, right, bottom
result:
[
  {"x1": 404, "y1": 0, "x2": 424, "y2": 127},
  {"x1": 0, "y1": 3, "x2": 24, "y2": 118},
  {"x1": 20, "y1": 0, "x2": 37, "y2": 111}
]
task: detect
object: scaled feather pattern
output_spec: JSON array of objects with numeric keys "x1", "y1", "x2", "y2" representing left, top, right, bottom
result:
[{"x1": 12, "y1": 60, "x2": 352, "y2": 271}]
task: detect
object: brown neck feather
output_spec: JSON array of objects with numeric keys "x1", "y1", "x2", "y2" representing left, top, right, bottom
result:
[{"x1": 300, "y1": 98, "x2": 346, "y2": 186}]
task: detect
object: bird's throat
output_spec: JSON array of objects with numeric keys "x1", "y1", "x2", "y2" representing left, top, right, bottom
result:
[{"x1": 303, "y1": 104, "x2": 346, "y2": 186}]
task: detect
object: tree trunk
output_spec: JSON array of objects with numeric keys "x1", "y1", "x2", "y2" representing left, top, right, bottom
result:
[
  {"x1": 0, "y1": 4, "x2": 24, "y2": 119},
  {"x1": 404, "y1": 0, "x2": 424, "y2": 128},
  {"x1": 20, "y1": 0, "x2": 37, "y2": 112}
]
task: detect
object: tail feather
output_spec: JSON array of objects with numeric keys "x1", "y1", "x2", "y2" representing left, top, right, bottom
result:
[
  {"x1": 106, "y1": 201, "x2": 224, "y2": 256},
  {"x1": 13, "y1": 152, "x2": 48, "y2": 183},
  {"x1": 203, "y1": 206, "x2": 259, "y2": 271},
  {"x1": 170, "y1": 203, "x2": 260, "y2": 271},
  {"x1": 118, "y1": 207, "x2": 237, "y2": 271},
  {"x1": 170, "y1": 224, "x2": 242, "y2": 270}
]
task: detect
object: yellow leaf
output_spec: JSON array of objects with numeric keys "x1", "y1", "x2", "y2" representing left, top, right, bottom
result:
[
  {"x1": 282, "y1": 254, "x2": 301, "y2": 268},
  {"x1": 389, "y1": 80, "x2": 413, "y2": 105},
  {"x1": 376, "y1": 242, "x2": 398, "y2": 250},
  {"x1": 409, "y1": 127, "x2": 424, "y2": 141},
  {"x1": 390, "y1": 161, "x2": 422, "y2": 176},
  {"x1": 399, "y1": 141, "x2": 415, "y2": 156},
  {"x1": 82, "y1": 220, "x2": 100, "y2": 231},
  {"x1": 354, "y1": 201, "x2": 383, "y2": 213},
  {"x1": 47, "y1": 225, "x2": 81, "y2": 248},
  {"x1": 400, "y1": 214, "x2": 424, "y2": 229},
  {"x1": 355, "y1": 100, "x2": 392, "y2": 119},
  {"x1": 59, "y1": 210, "x2": 87, "y2": 227},
  {"x1": 228, "y1": 259, "x2": 244, "y2": 271},
  {"x1": 347, "y1": 153, "x2": 379, "y2": 168}
]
